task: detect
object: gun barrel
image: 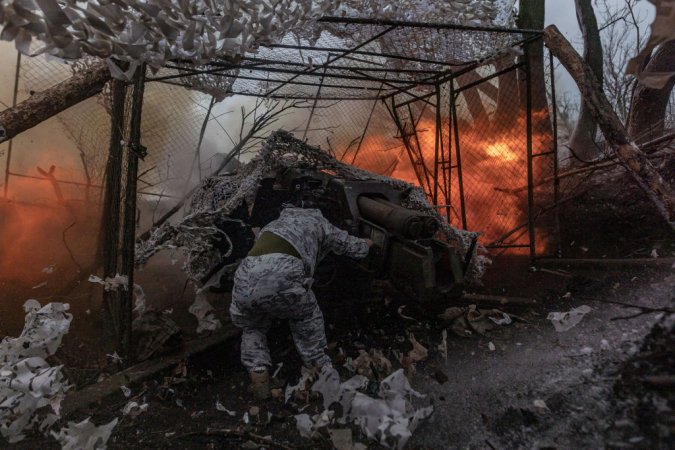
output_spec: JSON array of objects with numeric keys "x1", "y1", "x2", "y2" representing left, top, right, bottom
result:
[{"x1": 357, "y1": 196, "x2": 437, "y2": 239}]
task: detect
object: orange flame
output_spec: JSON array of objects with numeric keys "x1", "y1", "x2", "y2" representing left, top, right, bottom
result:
[
  {"x1": 0, "y1": 163, "x2": 100, "y2": 287},
  {"x1": 341, "y1": 110, "x2": 553, "y2": 253}
]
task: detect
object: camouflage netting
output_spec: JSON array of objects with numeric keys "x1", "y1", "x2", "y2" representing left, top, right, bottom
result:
[
  {"x1": 136, "y1": 130, "x2": 489, "y2": 285},
  {"x1": 0, "y1": 0, "x2": 515, "y2": 80}
]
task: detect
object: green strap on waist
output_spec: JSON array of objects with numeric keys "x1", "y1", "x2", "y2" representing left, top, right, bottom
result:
[{"x1": 247, "y1": 231, "x2": 301, "y2": 259}]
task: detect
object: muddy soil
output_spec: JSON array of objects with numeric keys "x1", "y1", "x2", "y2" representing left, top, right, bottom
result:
[
  {"x1": 4, "y1": 167, "x2": 674, "y2": 449},
  {"x1": 9, "y1": 258, "x2": 673, "y2": 450}
]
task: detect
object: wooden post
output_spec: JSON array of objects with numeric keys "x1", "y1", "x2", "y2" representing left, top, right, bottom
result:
[
  {"x1": 100, "y1": 78, "x2": 128, "y2": 339},
  {"x1": 120, "y1": 64, "x2": 147, "y2": 365},
  {"x1": 0, "y1": 61, "x2": 110, "y2": 144},
  {"x1": 543, "y1": 25, "x2": 675, "y2": 230}
]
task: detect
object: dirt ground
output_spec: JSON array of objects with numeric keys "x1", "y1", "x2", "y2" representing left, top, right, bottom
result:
[{"x1": 4, "y1": 169, "x2": 675, "y2": 449}]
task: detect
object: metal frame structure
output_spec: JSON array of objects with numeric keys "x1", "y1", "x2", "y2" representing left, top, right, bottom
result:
[
  {"x1": 1, "y1": 17, "x2": 560, "y2": 362},
  {"x1": 137, "y1": 19, "x2": 558, "y2": 262}
]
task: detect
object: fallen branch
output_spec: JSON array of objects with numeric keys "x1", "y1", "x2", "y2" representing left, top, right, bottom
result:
[
  {"x1": 179, "y1": 428, "x2": 296, "y2": 450},
  {"x1": 0, "y1": 61, "x2": 111, "y2": 144},
  {"x1": 611, "y1": 308, "x2": 672, "y2": 321},
  {"x1": 544, "y1": 25, "x2": 675, "y2": 230},
  {"x1": 460, "y1": 293, "x2": 537, "y2": 307},
  {"x1": 61, "y1": 326, "x2": 240, "y2": 417},
  {"x1": 499, "y1": 146, "x2": 673, "y2": 195},
  {"x1": 579, "y1": 296, "x2": 674, "y2": 321},
  {"x1": 536, "y1": 257, "x2": 675, "y2": 269}
]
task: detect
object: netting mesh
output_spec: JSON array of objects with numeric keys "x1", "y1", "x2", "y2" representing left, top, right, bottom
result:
[
  {"x1": 353, "y1": 47, "x2": 556, "y2": 253},
  {"x1": 6, "y1": 21, "x2": 551, "y2": 260},
  {"x1": 184, "y1": 24, "x2": 525, "y2": 100},
  {"x1": 137, "y1": 130, "x2": 488, "y2": 284},
  {"x1": 15, "y1": 48, "x2": 215, "y2": 223}
]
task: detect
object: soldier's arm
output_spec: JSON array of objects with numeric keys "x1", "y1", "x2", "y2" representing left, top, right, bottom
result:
[{"x1": 322, "y1": 219, "x2": 370, "y2": 259}]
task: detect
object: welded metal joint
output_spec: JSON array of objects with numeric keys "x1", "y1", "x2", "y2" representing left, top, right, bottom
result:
[{"x1": 126, "y1": 142, "x2": 148, "y2": 160}]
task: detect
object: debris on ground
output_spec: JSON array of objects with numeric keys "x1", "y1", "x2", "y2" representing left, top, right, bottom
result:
[
  {"x1": 440, "y1": 305, "x2": 515, "y2": 337},
  {"x1": 50, "y1": 417, "x2": 118, "y2": 450},
  {"x1": 132, "y1": 311, "x2": 181, "y2": 361},
  {"x1": 291, "y1": 366, "x2": 434, "y2": 449},
  {"x1": 188, "y1": 289, "x2": 222, "y2": 333},
  {"x1": 121, "y1": 401, "x2": 148, "y2": 417},
  {"x1": 547, "y1": 305, "x2": 592, "y2": 332},
  {"x1": 0, "y1": 301, "x2": 73, "y2": 443}
]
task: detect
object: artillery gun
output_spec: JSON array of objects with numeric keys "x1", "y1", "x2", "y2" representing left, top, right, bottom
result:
[{"x1": 228, "y1": 167, "x2": 474, "y2": 308}]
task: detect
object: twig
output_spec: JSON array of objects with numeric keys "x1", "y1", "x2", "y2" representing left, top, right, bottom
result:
[
  {"x1": 580, "y1": 296, "x2": 673, "y2": 321},
  {"x1": 500, "y1": 144, "x2": 672, "y2": 195},
  {"x1": 63, "y1": 205, "x2": 83, "y2": 272},
  {"x1": 640, "y1": 375, "x2": 675, "y2": 389},
  {"x1": 178, "y1": 428, "x2": 296, "y2": 450}
]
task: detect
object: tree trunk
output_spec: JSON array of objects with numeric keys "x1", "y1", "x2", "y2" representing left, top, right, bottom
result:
[
  {"x1": 517, "y1": 0, "x2": 548, "y2": 112},
  {"x1": 569, "y1": 0, "x2": 604, "y2": 161},
  {"x1": 543, "y1": 25, "x2": 675, "y2": 230},
  {"x1": 626, "y1": 40, "x2": 675, "y2": 145},
  {"x1": 0, "y1": 61, "x2": 110, "y2": 144}
]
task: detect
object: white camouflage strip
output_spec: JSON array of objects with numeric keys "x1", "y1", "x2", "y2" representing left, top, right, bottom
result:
[
  {"x1": 0, "y1": 0, "x2": 340, "y2": 73},
  {"x1": 0, "y1": 301, "x2": 72, "y2": 443},
  {"x1": 0, "y1": 1, "x2": 514, "y2": 79}
]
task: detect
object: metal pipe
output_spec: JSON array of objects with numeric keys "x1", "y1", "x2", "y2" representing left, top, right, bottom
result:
[
  {"x1": 350, "y1": 78, "x2": 387, "y2": 165},
  {"x1": 445, "y1": 83, "x2": 453, "y2": 223},
  {"x1": 318, "y1": 15, "x2": 544, "y2": 35},
  {"x1": 389, "y1": 98, "x2": 426, "y2": 190},
  {"x1": 549, "y1": 48, "x2": 561, "y2": 258},
  {"x1": 6, "y1": 171, "x2": 103, "y2": 188},
  {"x1": 407, "y1": 102, "x2": 434, "y2": 196},
  {"x1": 357, "y1": 196, "x2": 437, "y2": 239},
  {"x1": 524, "y1": 49, "x2": 536, "y2": 261},
  {"x1": 303, "y1": 65, "x2": 328, "y2": 140},
  {"x1": 453, "y1": 62, "x2": 525, "y2": 94},
  {"x1": 264, "y1": 26, "x2": 397, "y2": 97},
  {"x1": 449, "y1": 81, "x2": 467, "y2": 229},
  {"x1": 433, "y1": 86, "x2": 441, "y2": 205},
  {"x1": 3, "y1": 52, "x2": 21, "y2": 199},
  {"x1": 265, "y1": 43, "x2": 462, "y2": 68}
]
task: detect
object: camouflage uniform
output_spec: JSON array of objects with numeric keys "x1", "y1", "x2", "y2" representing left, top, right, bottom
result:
[{"x1": 230, "y1": 207, "x2": 369, "y2": 371}]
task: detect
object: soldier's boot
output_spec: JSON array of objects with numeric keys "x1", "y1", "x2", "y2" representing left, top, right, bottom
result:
[{"x1": 249, "y1": 370, "x2": 270, "y2": 400}]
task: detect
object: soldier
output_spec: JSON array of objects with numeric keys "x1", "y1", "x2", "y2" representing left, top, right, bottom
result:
[{"x1": 229, "y1": 204, "x2": 372, "y2": 399}]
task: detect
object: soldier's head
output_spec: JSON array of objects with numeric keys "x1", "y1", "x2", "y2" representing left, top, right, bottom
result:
[{"x1": 289, "y1": 187, "x2": 320, "y2": 209}]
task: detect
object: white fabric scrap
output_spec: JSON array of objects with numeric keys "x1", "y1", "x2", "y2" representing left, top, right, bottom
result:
[
  {"x1": 51, "y1": 417, "x2": 118, "y2": 450},
  {"x1": 547, "y1": 305, "x2": 592, "y2": 332},
  {"x1": 215, "y1": 400, "x2": 236, "y2": 416},
  {"x1": 88, "y1": 274, "x2": 129, "y2": 291},
  {"x1": 121, "y1": 401, "x2": 148, "y2": 416},
  {"x1": 188, "y1": 289, "x2": 222, "y2": 333},
  {"x1": 132, "y1": 284, "x2": 146, "y2": 316},
  {"x1": 285, "y1": 372, "x2": 311, "y2": 404},
  {"x1": 300, "y1": 368, "x2": 432, "y2": 449},
  {"x1": 489, "y1": 312, "x2": 512, "y2": 325},
  {"x1": 0, "y1": 302, "x2": 73, "y2": 443},
  {"x1": 294, "y1": 414, "x2": 314, "y2": 438}
]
